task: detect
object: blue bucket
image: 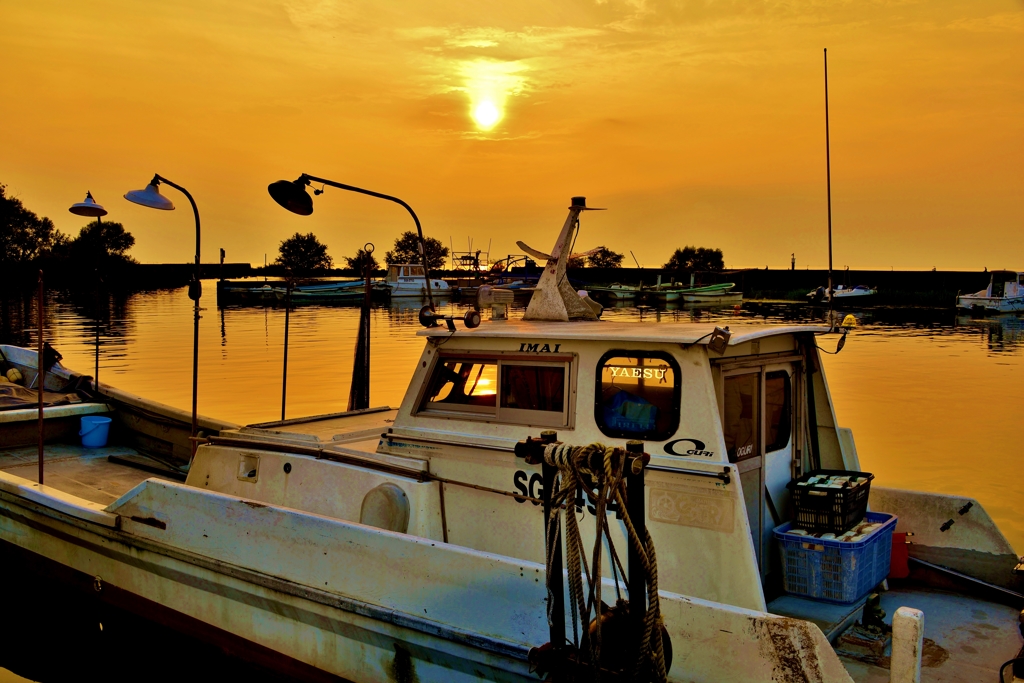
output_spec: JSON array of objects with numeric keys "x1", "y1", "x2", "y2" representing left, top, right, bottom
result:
[{"x1": 79, "y1": 416, "x2": 112, "y2": 448}]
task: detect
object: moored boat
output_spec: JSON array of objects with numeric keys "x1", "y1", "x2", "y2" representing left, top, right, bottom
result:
[
  {"x1": 0, "y1": 199, "x2": 1020, "y2": 682},
  {"x1": 384, "y1": 263, "x2": 452, "y2": 297},
  {"x1": 956, "y1": 270, "x2": 1024, "y2": 315}
]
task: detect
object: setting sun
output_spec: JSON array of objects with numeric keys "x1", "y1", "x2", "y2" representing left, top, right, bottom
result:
[{"x1": 472, "y1": 100, "x2": 501, "y2": 129}]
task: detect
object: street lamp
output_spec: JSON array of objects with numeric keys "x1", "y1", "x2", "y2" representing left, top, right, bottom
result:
[
  {"x1": 124, "y1": 174, "x2": 203, "y2": 460},
  {"x1": 267, "y1": 174, "x2": 436, "y2": 311},
  {"x1": 69, "y1": 192, "x2": 109, "y2": 392},
  {"x1": 69, "y1": 191, "x2": 108, "y2": 221}
]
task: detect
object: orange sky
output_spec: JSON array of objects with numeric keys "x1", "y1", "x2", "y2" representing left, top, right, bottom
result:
[{"x1": 2, "y1": 0, "x2": 1022, "y2": 270}]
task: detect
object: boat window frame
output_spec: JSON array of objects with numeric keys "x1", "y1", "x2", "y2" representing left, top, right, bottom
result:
[
  {"x1": 593, "y1": 349, "x2": 681, "y2": 442},
  {"x1": 414, "y1": 350, "x2": 576, "y2": 428}
]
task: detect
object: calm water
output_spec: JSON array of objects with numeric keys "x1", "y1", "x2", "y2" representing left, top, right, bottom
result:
[{"x1": 2, "y1": 285, "x2": 1021, "y2": 551}]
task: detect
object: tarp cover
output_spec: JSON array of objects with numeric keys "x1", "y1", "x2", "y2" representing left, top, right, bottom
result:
[{"x1": 0, "y1": 383, "x2": 85, "y2": 411}]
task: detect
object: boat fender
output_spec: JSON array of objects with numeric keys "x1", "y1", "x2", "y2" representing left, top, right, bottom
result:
[{"x1": 360, "y1": 483, "x2": 410, "y2": 534}]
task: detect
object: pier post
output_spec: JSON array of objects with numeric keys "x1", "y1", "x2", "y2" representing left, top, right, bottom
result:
[
  {"x1": 890, "y1": 606, "x2": 924, "y2": 683},
  {"x1": 348, "y1": 244, "x2": 373, "y2": 411}
]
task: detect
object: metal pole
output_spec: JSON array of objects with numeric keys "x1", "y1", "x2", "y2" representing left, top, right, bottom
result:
[
  {"x1": 625, "y1": 440, "x2": 646, "y2": 652},
  {"x1": 153, "y1": 175, "x2": 202, "y2": 459},
  {"x1": 824, "y1": 48, "x2": 834, "y2": 323},
  {"x1": 301, "y1": 175, "x2": 436, "y2": 311},
  {"x1": 37, "y1": 270, "x2": 44, "y2": 486},
  {"x1": 281, "y1": 282, "x2": 291, "y2": 421},
  {"x1": 95, "y1": 281, "x2": 100, "y2": 392},
  {"x1": 540, "y1": 430, "x2": 564, "y2": 650}
]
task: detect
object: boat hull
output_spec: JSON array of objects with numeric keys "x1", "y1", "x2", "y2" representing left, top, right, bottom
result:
[
  {"x1": 956, "y1": 295, "x2": 1024, "y2": 314},
  {"x1": 0, "y1": 487, "x2": 536, "y2": 683}
]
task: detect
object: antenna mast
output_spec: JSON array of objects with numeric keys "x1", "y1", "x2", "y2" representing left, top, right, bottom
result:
[{"x1": 824, "y1": 48, "x2": 834, "y2": 323}]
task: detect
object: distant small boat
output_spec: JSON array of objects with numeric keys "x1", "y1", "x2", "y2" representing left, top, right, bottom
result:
[
  {"x1": 956, "y1": 270, "x2": 1024, "y2": 314},
  {"x1": 585, "y1": 284, "x2": 640, "y2": 301},
  {"x1": 807, "y1": 284, "x2": 877, "y2": 303},
  {"x1": 652, "y1": 282, "x2": 740, "y2": 304},
  {"x1": 385, "y1": 264, "x2": 452, "y2": 298}
]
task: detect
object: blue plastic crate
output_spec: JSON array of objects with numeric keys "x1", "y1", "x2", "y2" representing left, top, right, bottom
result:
[{"x1": 774, "y1": 512, "x2": 897, "y2": 604}]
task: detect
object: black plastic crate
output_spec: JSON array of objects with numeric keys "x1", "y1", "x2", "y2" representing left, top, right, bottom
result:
[{"x1": 787, "y1": 469, "x2": 874, "y2": 534}]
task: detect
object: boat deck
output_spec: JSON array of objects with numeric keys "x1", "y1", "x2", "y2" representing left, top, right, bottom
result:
[
  {"x1": 247, "y1": 406, "x2": 397, "y2": 453},
  {"x1": 0, "y1": 443, "x2": 181, "y2": 506},
  {"x1": 838, "y1": 587, "x2": 1023, "y2": 682},
  {"x1": 771, "y1": 585, "x2": 1022, "y2": 681}
]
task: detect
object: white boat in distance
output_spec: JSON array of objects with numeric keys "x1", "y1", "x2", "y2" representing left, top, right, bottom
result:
[
  {"x1": 807, "y1": 284, "x2": 877, "y2": 303},
  {"x1": 956, "y1": 270, "x2": 1024, "y2": 314},
  {"x1": 0, "y1": 198, "x2": 1020, "y2": 682},
  {"x1": 384, "y1": 263, "x2": 451, "y2": 297}
]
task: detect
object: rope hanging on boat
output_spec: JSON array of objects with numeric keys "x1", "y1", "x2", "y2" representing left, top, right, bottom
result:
[{"x1": 542, "y1": 441, "x2": 668, "y2": 682}]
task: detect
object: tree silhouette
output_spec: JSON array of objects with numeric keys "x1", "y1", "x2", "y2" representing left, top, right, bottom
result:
[
  {"x1": 345, "y1": 248, "x2": 379, "y2": 274},
  {"x1": 65, "y1": 220, "x2": 136, "y2": 264},
  {"x1": 0, "y1": 183, "x2": 66, "y2": 265},
  {"x1": 384, "y1": 231, "x2": 448, "y2": 271},
  {"x1": 275, "y1": 232, "x2": 333, "y2": 274},
  {"x1": 663, "y1": 246, "x2": 724, "y2": 275},
  {"x1": 566, "y1": 253, "x2": 587, "y2": 269},
  {"x1": 587, "y1": 247, "x2": 624, "y2": 268}
]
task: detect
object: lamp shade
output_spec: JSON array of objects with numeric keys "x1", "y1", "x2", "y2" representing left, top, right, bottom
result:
[
  {"x1": 269, "y1": 179, "x2": 313, "y2": 216},
  {"x1": 69, "y1": 191, "x2": 108, "y2": 218},
  {"x1": 124, "y1": 183, "x2": 174, "y2": 211}
]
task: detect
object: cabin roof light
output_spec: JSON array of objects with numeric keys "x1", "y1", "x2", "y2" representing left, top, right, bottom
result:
[{"x1": 707, "y1": 326, "x2": 731, "y2": 355}]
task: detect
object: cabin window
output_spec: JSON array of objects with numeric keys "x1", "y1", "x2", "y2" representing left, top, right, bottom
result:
[
  {"x1": 595, "y1": 351, "x2": 680, "y2": 441},
  {"x1": 405, "y1": 266, "x2": 425, "y2": 277},
  {"x1": 764, "y1": 371, "x2": 791, "y2": 453},
  {"x1": 724, "y1": 373, "x2": 759, "y2": 461},
  {"x1": 419, "y1": 355, "x2": 571, "y2": 426},
  {"x1": 422, "y1": 360, "x2": 497, "y2": 413}
]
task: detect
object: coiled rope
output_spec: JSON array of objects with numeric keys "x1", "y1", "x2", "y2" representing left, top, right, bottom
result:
[{"x1": 542, "y1": 442, "x2": 668, "y2": 682}]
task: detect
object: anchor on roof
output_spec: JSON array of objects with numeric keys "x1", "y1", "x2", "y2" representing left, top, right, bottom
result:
[{"x1": 521, "y1": 197, "x2": 605, "y2": 322}]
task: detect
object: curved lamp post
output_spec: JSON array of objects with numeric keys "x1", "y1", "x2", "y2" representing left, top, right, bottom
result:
[
  {"x1": 124, "y1": 175, "x2": 203, "y2": 460},
  {"x1": 267, "y1": 174, "x2": 435, "y2": 311},
  {"x1": 69, "y1": 192, "x2": 109, "y2": 392}
]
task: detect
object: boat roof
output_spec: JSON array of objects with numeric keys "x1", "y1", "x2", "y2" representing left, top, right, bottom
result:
[{"x1": 418, "y1": 320, "x2": 831, "y2": 345}]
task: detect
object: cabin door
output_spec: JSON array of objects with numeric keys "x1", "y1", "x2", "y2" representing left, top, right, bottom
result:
[
  {"x1": 722, "y1": 371, "x2": 763, "y2": 571},
  {"x1": 722, "y1": 363, "x2": 796, "y2": 584}
]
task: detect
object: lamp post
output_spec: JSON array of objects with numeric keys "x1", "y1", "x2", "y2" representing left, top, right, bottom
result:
[
  {"x1": 69, "y1": 192, "x2": 108, "y2": 392},
  {"x1": 268, "y1": 174, "x2": 435, "y2": 412},
  {"x1": 124, "y1": 175, "x2": 203, "y2": 460},
  {"x1": 267, "y1": 174, "x2": 435, "y2": 311}
]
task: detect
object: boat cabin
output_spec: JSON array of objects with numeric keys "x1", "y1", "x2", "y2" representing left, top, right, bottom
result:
[
  {"x1": 983, "y1": 270, "x2": 1024, "y2": 299},
  {"x1": 363, "y1": 320, "x2": 847, "y2": 610}
]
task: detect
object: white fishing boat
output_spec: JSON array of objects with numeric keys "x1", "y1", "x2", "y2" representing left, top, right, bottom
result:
[
  {"x1": 384, "y1": 263, "x2": 452, "y2": 297},
  {"x1": 807, "y1": 284, "x2": 877, "y2": 304},
  {"x1": 956, "y1": 270, "x2": 1024, "y2": 314},
  {"x1": 0, "y1": 198, "x2": 1020, "y2": 682}
]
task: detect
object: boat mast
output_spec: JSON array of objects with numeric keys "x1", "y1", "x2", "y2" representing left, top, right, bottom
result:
[{"x1": 824, "y1": 48, "x2": 834, "y2": 321}]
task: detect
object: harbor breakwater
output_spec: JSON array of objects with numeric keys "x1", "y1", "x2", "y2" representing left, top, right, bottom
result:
[{"x1": 2, "y1": 262, "x2": 995, "y2": 307}]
